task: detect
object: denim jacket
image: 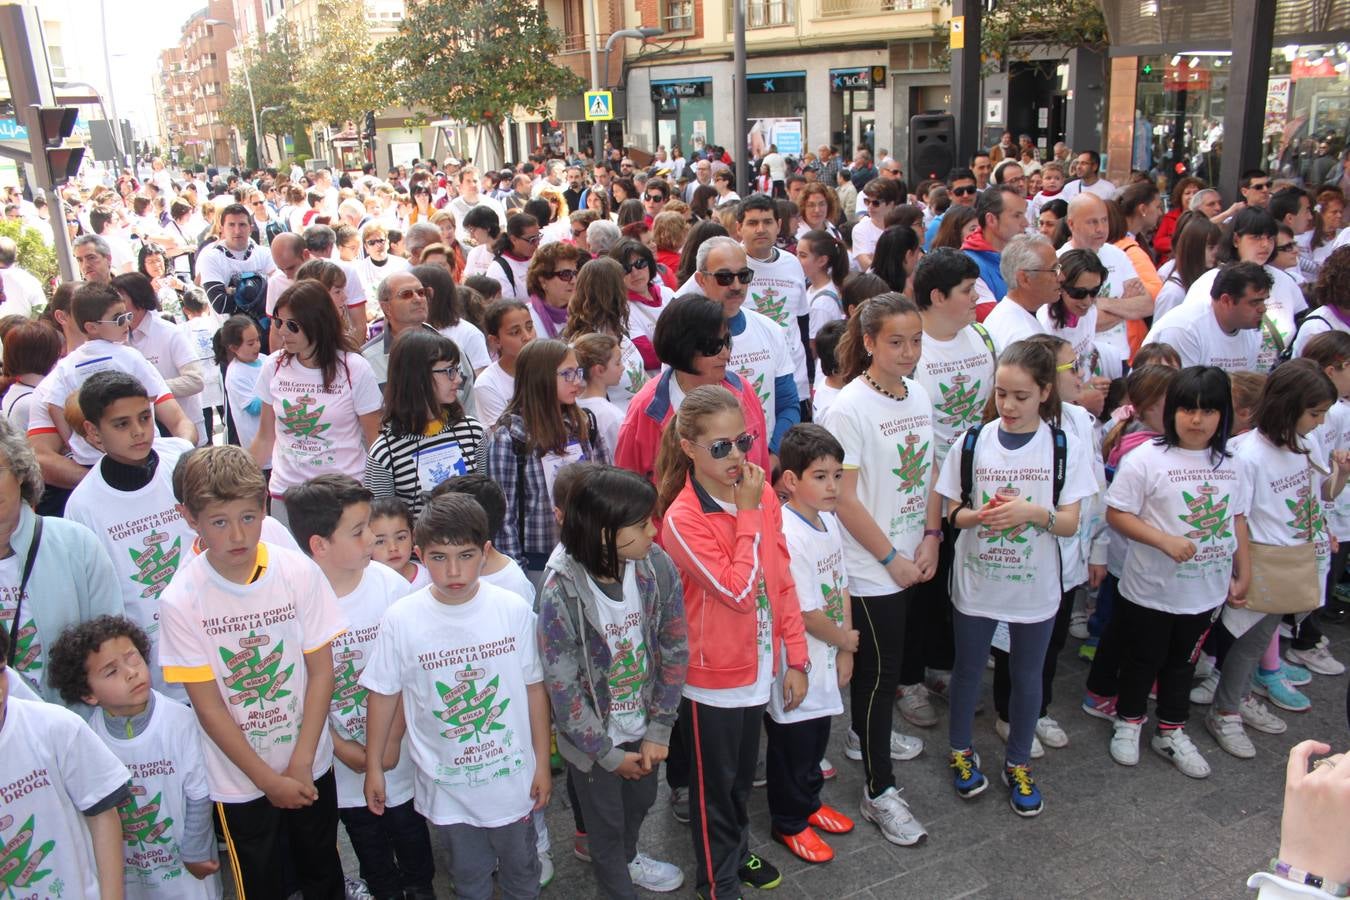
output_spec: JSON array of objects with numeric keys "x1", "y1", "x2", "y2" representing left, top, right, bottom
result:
[{"x1": 536, "y1": 544, "x2": 688, "y2": 772}]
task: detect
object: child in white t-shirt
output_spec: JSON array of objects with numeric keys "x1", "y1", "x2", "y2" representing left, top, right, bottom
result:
[
  {"x1": 284, "y1": 475, "x2": 434, "y2": 900},
  {"x1": 475, "y1": 299, "x2": 537, "y2": 429},
  {"x1": 431, "y1": 473, "x2": 537, "y2": 607},
  {"x1": 369, "y1": 497, "x2": 431, "y2": 591},
  {"x1": 158, "y1": 446, "x2": 347, "y2": 898},
  {"x1": 767, "y1": 425, "x2": 859, "y2": 864},
  {"x1": 0, "y1": 628, "x2": 132, "y2": 900},
  {"x1": 573, "y1": 333, "x2": 626, "y2": 456},
  {"x1": 360, "y1": 493, "x2": 552, "y2": 898},
  {"x1": 810, "y1": 320, "x2": 848, "y2": 422},
  {"x1": 215, "y1": 315, "x2": 266, "y2": 454},
  {"x1": 48, "y1": 615, "x2": 221, "y2": 899}
]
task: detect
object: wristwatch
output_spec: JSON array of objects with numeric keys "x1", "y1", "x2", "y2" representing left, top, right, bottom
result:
[
  {"x1": 788, "y1": 662, "x2": 811, "y2": 674},
  {"x1": 923, "y1": 528, "x2": 944, "y2": 542}
]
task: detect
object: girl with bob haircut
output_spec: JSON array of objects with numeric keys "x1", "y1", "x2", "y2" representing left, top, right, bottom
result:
[
  {"x1": 478, "y1": 338, "x2": 610, "y2": 583},
  {"x1": 655, "y1": 384, "x2": 808, "y2": 899},
  {"x1": 414, "y1": 262, "x2": 491, "y2": 376},
  {"x1": 610, "y1": 237, "x2": 669, "y2": 355},
  {"x1": 0, "y1": 321, "x2": 62, "y2": 433},
  {"x1": 462, "y1": 203, "x2": 503, "y2": 278},
  {"x1": 365, "y1": 330, "x2": 484, "y2": 520},
  {"x1": 613, "y1": 294, "x2": 769, "y2": 482},
  {"x1": 251, "y1": 280, "x2": 383, "y2": 525},
  {"x1": 536, "y1": 465, "x2": 690, "y2": 898},
  {"x1": 565, "y1": 256, "x2": 652, "y2": 407}
]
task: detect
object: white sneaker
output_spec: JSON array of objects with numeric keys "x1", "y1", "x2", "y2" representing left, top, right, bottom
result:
[
  {"x1": 538, "y1": 850, "x2": 554, "y2": 888},
  {"x1": 1194, "y1": 654, "x2": 1216, "y2": 680},
  {"x1": 896, "y1": 683, "x2": 939, "y2": 727},
  {"x1": 1035, "y1": 716, "x2": 1069, "y2": 749},
  {"x1": 628, "y1": 853, "x2": 684, "y2": 892},
  {"x1": 1110, "y1": 719, "x2": 1142, "y2": 766},
  {"x1": 1150, "y1": 728, "x2": 1211, "y2": 779},
  {"x1": 344, "y1": 877, "x2": 374, "y2": 900},
  {"x1": 1285, "y1": 643, "x2": 1347, "y2": 676},
  {"x1": 1189, "y1": 671, "x2": 1219, "y2": 705},
  {"x1": 1239, "y1": 696, "x2": 1288, "y2": 735},
  {"x1": 994, "y1": 717, "x2": 1044, "y2": 758},
  {"x1": 859, "y1": 786, "x2": 927, "y2": 846},
  {"x1": 845, "y1": 728, "x2": 924, "y2": 761},
  {"x1": 1205, "y1": 711, "x2": 1256, "y2": 759},
  {"x1": 1068, "y1": 611, "x2": 1090, "y2": 640}
]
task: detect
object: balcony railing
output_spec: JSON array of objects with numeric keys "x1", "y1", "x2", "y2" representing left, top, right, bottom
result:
[
  {"x1": 748, "y1": 0, "x2": 794, "y2": 27},
  {"x1": 560, "y1": 31, "x2": 612, "y2": 53},
  {"x1": 816, "y1": 0, "x2": 935, "y2": 17}
]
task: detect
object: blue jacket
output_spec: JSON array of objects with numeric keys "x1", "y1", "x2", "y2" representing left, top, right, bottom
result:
[{"x1": 964, "y1": 248, "x2": 1006, "y2": 301}]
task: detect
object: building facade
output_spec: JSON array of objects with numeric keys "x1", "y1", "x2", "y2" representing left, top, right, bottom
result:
[{"x1": 157, "y1": 0, "x2": 238, "y2": 166}]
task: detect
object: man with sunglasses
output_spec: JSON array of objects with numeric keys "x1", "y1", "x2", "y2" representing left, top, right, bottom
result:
[
  {"x1": 360, "y1": 271, "x2": 477, "y2": 408},
  {"x1": 642, "y1": 179, "x2": 671, "y2": 224},
  {"x1": 694, "y1": 236, "x2": 800, "y2": 461},
  {"x1": 1238, "y1": 169, "x2": 1273, "y2": 210}
]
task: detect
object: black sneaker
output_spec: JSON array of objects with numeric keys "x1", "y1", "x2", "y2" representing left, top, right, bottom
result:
[{"x1": 739, "y1": 853, "x2": 782, "y2": 890}]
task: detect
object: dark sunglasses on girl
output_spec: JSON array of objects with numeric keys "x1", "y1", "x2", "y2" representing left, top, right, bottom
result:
[
  {"x1": 694, "y1": 432, "x2": 756, "y2": 459},
  {"x1": 697, "y1": 334, "x2": 733, "y2": 356},
  {"x1": 270, "y1": 316, "x2": 302, "y2": 334},
  {"x1": 1062, "y1": 283, "x2": 1102, "y2": 300},
  {"x1": 704, "y1": 267, "x2": 754, "y2": 286}
]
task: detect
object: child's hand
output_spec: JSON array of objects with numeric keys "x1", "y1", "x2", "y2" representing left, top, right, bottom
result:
[
  {"x1": 1089, "y1": 564, "x2": 1107, "y2": 589},
  {"x1": 184, "y1": 859, "x2": 220, "y2": 880},
  {"x1": 836, "y1": 651, "x2": 853, "y2": 688},
  {"x1": 977, "y1": 499, "x2": 1041, "y2": 530},
  {"x1": 735, "y1": 463, "x2": 766, "y2": 510},
  {"x1": 615, "y1": 752, "x2": 647, "y2": 780},
  {"x1": 913, "y1": 537, "x2": 938, "y2": 580},
  {"x1": 1228, "y1": 573, "x2": 1249, "y2": 608},
  {"x1": 782, "y1": 668, "x2": 809, "y2": 712},
  {"x1": 1159, "y1": 535, "x2": 1197, "y2": 563},
  {"x1": 531, "y1": 763, "x2": 553, "y2": 810},
  {"x1": 638, "y1": 739, "x2": 668, "y2": 774},
  {"x1": 838, "y1": 628, "x2": 860, "y2": 654},
  {"x1": 265, "y1": 774, "x2": 317, "y2": 809},
  {"x1": 364, "y1": 770, "x2": 387, "y2": 816}
]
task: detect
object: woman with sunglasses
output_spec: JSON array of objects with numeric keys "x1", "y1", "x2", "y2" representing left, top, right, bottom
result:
[
  {"x1": 614, "y1": 294, "x2": 769, "y2": 484},
  {"x1": 365, "y1": 330, "x2": 483, "y2": 521},
  {"x1": 489, "y1": 213, "x2": 541, "y2": 302},
  {"x1": 251, "y1": 280, "x2": 382, "y2": 526},
  {"x1": 477, "y1": 338, "x2": 610, "y2": 586},
  {"x1": 525, "y1": 241, "x2": 582, "y2": 340},
  {"x1": 1037, "y1": 248, "x2": 1111, "y2": 416},
  {"x1": 610, "y1": 238, "x2": 670, "y2": 354},
  {"x1": 408, "y1": 180, "x2": 434, "y2": 224},
  {"x1": 565, "y1": 256, "x2": 653, "y2": 410},
  {"x1": 355, "y1": 222, "x2": 411, "y2": 301}
]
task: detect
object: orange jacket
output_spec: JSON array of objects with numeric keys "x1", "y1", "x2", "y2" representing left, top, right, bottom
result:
[{"x1": 659, "y1": 476, "x2": 808, "y2": 690}]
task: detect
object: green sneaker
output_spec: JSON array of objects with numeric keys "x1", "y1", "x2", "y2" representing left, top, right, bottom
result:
[
  {"x1": 739, "y1": 853, "x2": 782, "y2": 890},
  {"x1": 1078, "y1": 642, "x2": 1097, "y2": 662}
]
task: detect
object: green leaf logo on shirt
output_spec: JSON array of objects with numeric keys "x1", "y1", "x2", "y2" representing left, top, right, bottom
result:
[
  {"x1": 1286, "y1": 488, "x2": 1326, "y2": 542},
  {"x1": 0, "y1": 814, "x2": 55, "y2": 896},
  {"x1": 820, "y1": 569, "x2": 845, "y2": 626},
  {"x1": 279, "y1": 394, "x2": 330, "y2": 439},
  {"x1": 434, "y1": 665, "x2": 510, "y2": 743},
  {"x1": 625, "y1": 360, "x2": 649, "y2": 395},
  {"x1": 735, "y1": 364, "x2": 771, "y2": 411},
  {"x1": 128, "y1": 530, "x2": 183, "y2": 601},
  {"x1": 934, "y1": 376, "x2": 983, "y2": 429},
  {"x1": 608, "y1": 638, "x2": 646, "y2": 706},
  {"x1": 977, "y1": 488, "x2": 1032, "y2": 544},
  {"x1": 1179, "y1": 483, "x2": 1232, "y2": 542},
  {"x1": 4, "y1": 615, "x2": 41, "y2": 676},
  {"x1": 118, "y1": 790, "x2": 174, "y2": 849},
  {"x1": 219, "y1": 632, "x2": 295, "y2": 708},
  {"x1": 892, "y1": 435, "x2": 931, "y2": 493},
  {"x1": 753, "y1": 287, "x2": 788, "y2": 325},
  {"x1": 331, "y1": 657, "x2": 367, "y2": 717}
]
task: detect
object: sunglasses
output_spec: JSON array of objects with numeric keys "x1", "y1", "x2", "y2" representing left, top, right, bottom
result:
[
  {"x1": 270, "y1": 316, "x2": 302, "y2": 334},
  {"x1": 863, "y1": 198, "x2": 888, "y2": 207},
  {"x1": 96, "y1": 312, "x2": 135, "y2": 327},
  {"x1": 698, "y1": 334, "x2": 733, "y2": 356},
  {"x1": 644, "y1": 194, "x2": 664, "y2": 202},
  {"x1": 545, "y1": 268, "x2": 578, "y2": 282},
  {"x1": 365, "y1": 237, "x2": 387, "y2": 246},
  {"x1": 1275, "y1": 241, "x2": 1297, "y2": 253},
  {"x1": 703, "y1": 267, "x2": 754, "y2": 286},
  {"x1": 693, "y1": 432, "x2": 755, "y2": 459},
  {"x1": 394, "y1": 288, "x2": 427, "y2": 301},
  {"x1": 1249, "y1": 183, "x2": 1271, "y2": 191},
  {"x1": 951, "y1": 185, "x2": 978, "y2": 196},
  {"x1": 1056, "y1": 359, "x2": 1082, "y2": 374},
  {"x1": 1062, "y1": 283, "x2": 1101, "y2": 300},
  {"x1": 623, "y1": 257, "x2": 650, "y2": 273},
  {"x1": 557, "y1": 366, "x2": 586, "y2": 383}
]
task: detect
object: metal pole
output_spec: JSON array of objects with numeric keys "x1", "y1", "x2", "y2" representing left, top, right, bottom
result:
[
  {"x1": 949, "y1": 0, "x2": 982, "y2": 169},
  {"x1": 588, "y1": 0, "x2": 602, "y2": 159},
  {"x1": 98, "y1": 0, "x2": 125, "y2": 166},
  {"x1": 242, "y1": 63, "x2": 263, "y2": 168},
  {"x1": 733, "y1": 0, "x2": 747, "y2": 191}
]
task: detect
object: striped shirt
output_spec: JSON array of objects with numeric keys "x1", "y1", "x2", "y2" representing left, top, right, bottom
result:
[{"x1": 364, "y1": 415, "x2": 485, "y2": 520}]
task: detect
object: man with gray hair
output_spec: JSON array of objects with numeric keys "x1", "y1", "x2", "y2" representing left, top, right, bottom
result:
[
  {"x1": 405, "y1": 222, "x2": 443, "y2": 265},
  {"x1": 302, "y1": 223, "x2": 367, "y2": 339},
  {"x1": 73, "y1": 233, "x2": 113, "y2": 284},
  {"x1": 360, "y1": 269, "x2": 477, "y2": 410},
  {"x1": 983, "y1": 233, "x2": 1057, "y2": 353},
  {"x1": 531, "y1": 159, "x2": 566, "y2": 198},
  {"x1": 586, "y1": 219, "x2": 622, "y2": 258},
  {"x1": 0, "y1": 236, "x2": 45, "y2": 316}
]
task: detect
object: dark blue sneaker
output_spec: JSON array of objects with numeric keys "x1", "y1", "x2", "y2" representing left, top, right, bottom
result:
[
  {"x1": 1002, "y1": 764, "x2": 1043, "y2": 817},
  {"x1": 949, "y1": 748, "x2": 988, "y2": 798}
]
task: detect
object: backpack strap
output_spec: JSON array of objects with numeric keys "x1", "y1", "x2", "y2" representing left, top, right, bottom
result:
[
  {"x1": 495, "y1": 255, "x2": 517, "y2": 290},
  {"x1": 1051, "y1": 426, "x2": 1067, "y2": 507},
  {"x1": 970, "y1": 321, "x2": 998, "y2": 367},
  {"x1": 512, "y1": 436, "x2": 528, "y2": 553},
  {"x1": 950, "y1": 423, "x2": 983, "y2": 528},
  {"x1": 1261, "y1": 314, "x2": 1286, "y2": 358}
]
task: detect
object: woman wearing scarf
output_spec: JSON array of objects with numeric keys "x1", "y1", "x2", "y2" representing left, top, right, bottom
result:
[{"x1": 525, "y1": 241, "x2": 582, "y2": 339}]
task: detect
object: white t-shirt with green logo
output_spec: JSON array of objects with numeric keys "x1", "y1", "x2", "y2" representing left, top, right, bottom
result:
[
  {"x1": 771, "y1": 509, "x2": 847, "y2": 725},
  {"x1": 912, "y1": 325, "x2": 996, "y2": 469},
  {"x1": 587, "y1": 565, "x2": 649, "y2": 745}
]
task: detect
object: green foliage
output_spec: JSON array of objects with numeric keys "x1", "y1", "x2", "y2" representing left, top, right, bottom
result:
[
  {"x1": 980, "y1": 0, "x2": 1108, "y2": 68},
  {"x1": 298, "y1": 0, "x2": 389, "y2": 127},
  {"x1": 220, "y1": 18, "x2": 310, "y2": 162},
  {"x1": 380, "y1": 0, "x2": 584, "y2": 158},
  {"x1": 0, "y1": 219, "x2": 56, "y2": 303}
]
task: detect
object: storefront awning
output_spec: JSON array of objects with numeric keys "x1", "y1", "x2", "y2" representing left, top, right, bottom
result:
[{"x1": 1101, "y1": 0, "x2": 1350, "y2": 55}]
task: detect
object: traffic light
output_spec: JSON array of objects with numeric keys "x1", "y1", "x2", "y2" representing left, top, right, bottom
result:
[{"x1": 33, "y1": 105, "x2": 83, "y2": 185}]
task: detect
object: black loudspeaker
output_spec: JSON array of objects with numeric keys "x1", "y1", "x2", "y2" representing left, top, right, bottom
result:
[{"x1": 909, "y1": 113, "x2": 955, "y2": 182}]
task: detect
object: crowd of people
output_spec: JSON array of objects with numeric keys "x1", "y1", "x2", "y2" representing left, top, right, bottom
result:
[{"x1": 2, "y1": 138, "x2": 1350, "y2": 900}]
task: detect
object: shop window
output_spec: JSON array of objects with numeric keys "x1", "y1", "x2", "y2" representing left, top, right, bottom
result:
[{"x1": 664, "y1": 0, "x2": 694, "y2": 32}]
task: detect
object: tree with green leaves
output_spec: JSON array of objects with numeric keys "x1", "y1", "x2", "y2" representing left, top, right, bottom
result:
[
  {"x1": 379, "y1": 0, "x2": 584, "y2": 162},
  {"x1": 297, "y1": 0, "x2": 388, "y2": 136},
  {"x1": 980, "y1": 0, "x2": 1108, "y2": 68},
  {"x1": 221, "y1": 18, "x2": 313, "y2": 165}
]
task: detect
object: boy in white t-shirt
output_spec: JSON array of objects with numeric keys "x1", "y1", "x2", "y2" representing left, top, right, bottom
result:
[
  {"x1": 0, "y1": 629, "x2": 132, "y2": 900},
  {"x1": 48, "y1": 615, "x2": 222, "y2": 899},
  {"x1": 768, "y1": 425, "x2": 860, "y2": 864},
  {"x1": 64, "y1": 371, "x2": 197, "y2": 702},
  {"x1": 158, "y1": 446, "x2": 347, "y2": 899},
  {"x1": 432, "y1": 473, "x2": 537, "y2": 606},
  {"x1": 361, "y1": 493, "x2": 551, "y2": 899},
  {"x1": 284, "y1": 475, "x2": 435, "y2": 900}
]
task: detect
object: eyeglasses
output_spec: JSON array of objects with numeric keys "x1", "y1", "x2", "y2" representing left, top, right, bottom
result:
[
  {"x1": 1056, "y1": 359, "x2": 1082, "y2": 374},
  {"x1": 622, "y1": 257, "x2": 650, "y2": 273},
  {"x1": 557, "y1": 366, "x2": 586, "y2": 383},
  {"x1": 951, "y1": 185, "x2": 978, "y2": 197},
  {"x1": 571, "y1": 227, "x2": 586, "y2": 237},
  {"x1": 431, "y1": 365, "x2": 463, "y2": 383},
  {"x1": 365, "y1": 238, "x2": 387, "y2": 246},
  {"x1": 270, "y1": 316, "x2": 302, "y2": 334},
  {"x1": 884, "y1": 168, "x2": 902, "y2": 175},
  {"x1": 702, "y1": 267, "x2": 754, "y2": 286},
  {"x1": 863, "y1": 198, "x2": 889, "y2": 207},
  {"x1": 1249, "y1": 182, "x2": 1271, "y2": 191},
  {"x1": 520, "y1": 232, "x2": 542, "y2": 244},
  {"x1": 394, "y1": 288, "x2": 427, "y2": 301},
  {"x1": 1062, "y1": 282, "x2": 1102, "y2": 300},
  {"x1": 1029, "y1": 263, "x2": 1064, "y2": 276},
  {"x1": 544, "y1": 268, "x2": 577, "y2": 282},
  {"x1": 96, "y1": 312, "x2": 135, "y2": 327},
  {"x1": 252, "y1": 201, "x2": 265, "y2": 207},
  {"x1": 697, "y1": 333, "x2": 733, "y2": 356},
  {"x1": 1275, "y1": 241, "x2": 1297, "y2": 253},
  {"x1": 692, "y1": 432, "x2": 756, "y2": 459}
]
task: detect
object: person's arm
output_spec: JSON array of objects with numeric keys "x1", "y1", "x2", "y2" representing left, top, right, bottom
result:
[
  {"x1": 358, "y1": 410, "x2": 381, "y2": 449},
  {"x1": 1096, "y1": 277, "x2": 1154, "y2": 327},
  {"x1": 363, "y1": 690, "x2": 399, "y2": 815},
  {"x1": 347, "y1": 303, "x2": 368, "y2": 343},
  {"x1": 640, "y1": 549, "x2": 687, "y2": 772},
  {"x1": 284, "y1": 643, "x2": 336, "y2": 794},
  {"x1": 251, "y1": 405, "x2": 277, "y2": 470},
  {"x1": 769, "y1": 374, "x2": 800, "y2": 454},
  {"x1": 527, "y1": 681, "x2": 552, "y2": 810},
  {"x1": 87, "y1": 805, "x2": 126, "y2": 900},
  {"x1": 329, "y1": 723, "x2": 367, "y2": 773},
  {"x1": 184, "y1": 679, "x2": 315, "y2": 807},
  {"x1": 1229, "y1": 513, "x2": 1252, "y2": 607},
  {"x1": 1104, "y1": 506, "x2": 1195, "y2": 561},
  {"x1": 836, "y1": 466, "x2": 924, "y2": 588},
  {"x1": 179, "y1": 795, "x2": 220, "y2": 877},
  {"x1": 154, "y1": 397, "x2": 199, "y2": 444},
  {"x1": 972, "y1": 495, "x2": 1081, "y2": 538},
  {"x1": 364, "y1": 439, "x2": 396, "y2": 499},
  {"x1": 30, "y1": 431, "x2": 88, "y2": 488},
  {"x1": 165, "y1": 358, "x2": 205, "y2": 399},
  {"x1": 661, "y1": 464, "x2": 776, "y2": 610}
]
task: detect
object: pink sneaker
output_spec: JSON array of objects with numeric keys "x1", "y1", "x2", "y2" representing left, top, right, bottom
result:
[{"x1": 1081, "y1": 691, "x2": 1117, "y2": 721}]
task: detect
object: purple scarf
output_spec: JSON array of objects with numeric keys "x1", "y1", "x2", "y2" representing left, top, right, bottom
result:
[{"x1": 529, "y1": 294, "x2": 569, "y2": 338}]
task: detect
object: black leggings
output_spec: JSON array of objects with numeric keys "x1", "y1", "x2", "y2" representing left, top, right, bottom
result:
[{"x1": 850, "y1": 588, "x2": 910, "y2": 798}]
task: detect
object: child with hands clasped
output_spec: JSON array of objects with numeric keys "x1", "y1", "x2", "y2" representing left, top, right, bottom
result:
[
  {"x1": 656, "y1": 384, "x2": 810, "y2": 899},
  {"x1": 536, "y1": 465, "x2": 688, "y2": 898},
  {"x1": 360, "y1": 493, "x2": 552, "y2": 900},
  {"x1": 48, "y1": 615, "x2": 221, "y2": 899},
  {"x1": 767, "y1": 424, "x2": 860, "y2": 864},
  {"x1": 937, "y1": 340, "x2": 1097, "y2": 817}
]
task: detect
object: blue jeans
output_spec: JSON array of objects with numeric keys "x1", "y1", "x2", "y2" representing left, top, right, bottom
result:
[{"x1": 949, "y1": 608, "x2": 1055, "y2": 767}]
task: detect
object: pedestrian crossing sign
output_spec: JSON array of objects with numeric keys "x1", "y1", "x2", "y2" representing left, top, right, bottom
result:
[{"x1": 585, "y1": 90, "x2": 614, "y2": 121}]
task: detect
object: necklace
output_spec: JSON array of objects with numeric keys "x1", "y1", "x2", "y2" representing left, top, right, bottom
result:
[{"x1": 863, "y1": 370, "x2": 908, "y2": 402}]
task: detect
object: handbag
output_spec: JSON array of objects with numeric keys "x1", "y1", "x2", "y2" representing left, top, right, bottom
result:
[{"x1": 1245, "y1": 463, "x2": 1322, "y2": 615}]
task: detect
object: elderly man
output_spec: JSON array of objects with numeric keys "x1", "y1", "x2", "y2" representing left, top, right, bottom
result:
[
  {"x1": 964, "y1": 184, "x2": 1028, "y2": 318},
  {"x1": 982, "y1": 233, "x2": 1056, "y2": 353},
  {"x1": 361, "y1": 269, "x2": 476, "y2": 409},
  {"x1": 73, "y1": 234, "x2": 112, "y2": 284},
  {"x1": 264, "y1": 232, "x2": 305, "y2": 351},
  {"x1": 531, "y1": 159, "x2": 567, "y2": 198},
  {"x1": 1057, "y1": 193, "x2": 1152, "y2": 359},
  {"x1": 682, "y1": 159, "x2": 714, "y2": 203},
  {"x1": 302, "y1": 224, "x2": 367, "y2": 340}
]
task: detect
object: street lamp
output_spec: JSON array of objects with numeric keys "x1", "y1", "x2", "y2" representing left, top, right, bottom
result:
[
  {"x1": 203, "y1": 18, "x2": 263, "y2": 169},
  {"x1": 591, "y1": 26, "x2": 663, "y2": 159}
]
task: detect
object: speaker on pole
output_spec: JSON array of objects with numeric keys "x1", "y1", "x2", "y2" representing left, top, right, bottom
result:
[{"x1": 909, "y1": 113, "x2": 955, "y2": 182}]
